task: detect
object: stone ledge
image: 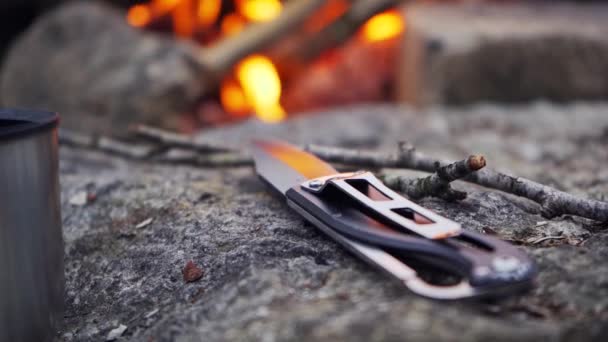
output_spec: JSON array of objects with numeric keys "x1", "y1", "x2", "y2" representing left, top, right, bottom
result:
[
  {"x1": 397, "y1": 3, "x2": 608, "y2": 105},
  {"x1": 59, "y1": 104, "x2": 608, "y2": 341}
]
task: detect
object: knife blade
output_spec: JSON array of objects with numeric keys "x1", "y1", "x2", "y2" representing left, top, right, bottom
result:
[{"x1": 252, "y1": 140, "x2": 536, "y2": 299}]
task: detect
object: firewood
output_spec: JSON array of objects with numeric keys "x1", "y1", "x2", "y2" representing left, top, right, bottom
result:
[{"x1": 293, "y1": 0, "x2": 404, "y2": 63}]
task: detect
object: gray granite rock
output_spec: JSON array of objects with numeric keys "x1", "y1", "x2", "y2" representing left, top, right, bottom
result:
[
  {"x1": 396, "y1": 3, "x2": 608, "y2": 105},
  {"x1": 0, "y1": 1, "x2": 207, "y2": 136},
  {"x1": 60, "y1": 103, "x2": 608, "y2": 341}
]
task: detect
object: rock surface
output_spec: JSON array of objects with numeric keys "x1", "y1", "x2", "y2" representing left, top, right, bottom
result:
[
  {"x1": 396, "y1": 3, "x2": 608, "y2": 105},
  {"x1": 60, "y1": 103, "x2": 608, "y2": 341},
  {"x1": 0, "y1": 1, "x2": 207, "y2": 135}
]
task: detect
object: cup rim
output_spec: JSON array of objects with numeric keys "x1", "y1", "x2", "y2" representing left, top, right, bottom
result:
[{"x1": 0, "y1": 108, "x2": 59, "y2": 141}]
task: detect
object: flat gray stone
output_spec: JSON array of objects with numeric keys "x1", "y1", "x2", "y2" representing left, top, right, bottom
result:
[
  {"x1": 60, "y1": 103, "x2": 608, "y2": 341},
  {"x1": 0, "y1": 1, "x2": 207, "y2": 136},
  {"x1": 396, "y1": 3, "x2": 608, "y2": 105}
]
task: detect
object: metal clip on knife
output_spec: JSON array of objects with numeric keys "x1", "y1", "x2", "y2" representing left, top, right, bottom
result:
[{"x1": 252, "y1": 140, "x2": 536, "y2": 300}]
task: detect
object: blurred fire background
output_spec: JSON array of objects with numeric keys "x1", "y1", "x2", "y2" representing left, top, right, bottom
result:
[
  {"x1": 0, "y1": 0, "x2": 602, "y2": 132},
  {"x1": 123, "y1": 0, "x2": 405, "y2": 126},
  {"x1": 0, "y1": 0, "x2": 406, "y2": 128}
]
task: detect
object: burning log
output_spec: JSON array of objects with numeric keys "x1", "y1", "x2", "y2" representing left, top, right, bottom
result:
[
  {"x1": 274, "y1": 0, "x2": 404, "y2": 68},
  {"x1": 0, "y1": 0, "x2": 325, "y2": 135},
  {"x1": 397, "y1": 2, "x2": 608, "y2": 106}
]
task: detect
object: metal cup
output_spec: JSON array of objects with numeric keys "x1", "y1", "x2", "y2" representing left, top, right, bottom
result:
[{"x1": 0, "y1": 109, "x2": 63, "y2": 342}]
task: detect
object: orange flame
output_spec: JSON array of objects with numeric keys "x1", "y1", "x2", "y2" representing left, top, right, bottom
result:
[
  {"x1": 197, "y1": 0, "x2": 222, "y2": 27},
  {"x1": 361, "y1": 10, "x2": 405, "y2": 42},
  {"x1": 221, "y1": 13, "x2": 247, "y2": 36},
  {"x1": 128, "y1": 0, "x2": 289, "y2": 123},
  {"x1": 127, "y1": 0, "x2": 221, "y2": 35},
  {"x1": 173, "y1": 0, "x2": 197, "y2": 38},
  {"x1": 173, "y1": 0, "x2": 222, "y2": 37},
  {"x1": 220, "y1": 78, "x2": 251, "y2": 117},
  {"x1": 235, "y1": 55, "x2": 285, "y2": 123},
  {"x1": 151, "y1": 0, "x2": 182, "y2": 13},
  {"x1": 237, "y1": 0, "x2": 283, "y2": 23},
  {"x1": 127, "y1": 0, "x2": 181, "y2": 28},
  {"x1": 127, "y1": 5, "x2": 152, "y2": 27}
]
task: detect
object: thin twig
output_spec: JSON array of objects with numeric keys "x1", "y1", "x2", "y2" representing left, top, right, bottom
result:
[
  {"x1": 131, "y1": 125, "x2": 234, "y2": 153},
  {"x1": 305, "y1": 142, "x2": 434, "y2": 170},
  {"x1": 58, "y1": 129, "x2": 96, "y2": 147},
  {"x1": 97, "y1": 137, "x2": 159, "y2": 160},
  {"x1": 60, "y1": 126, "x2": 608, "y2": 222},
  {"x1": 60, "y1": 128, "x2": 252, "y2": 167},
  {"x1": 306, "y1": 143, "x2": 608, "y2": 222},
  {"x1": 59, "y1": 129, "x2": 160, "y2": 159},
  {"x1": 531, "y1": 236, "x2": 565, "y2": 245},
  {"x1": 380, "y1": 155, "x2": 486, "y2": 201},
  {"x1": 154, "y1": 150, "x2": 252, "y2": 167}
]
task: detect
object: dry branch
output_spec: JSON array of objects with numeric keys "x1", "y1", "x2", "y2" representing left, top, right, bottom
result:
[
  {"x1": 60, "y1": 125, "x2": 608, "y2": 222},
  {"x1": 59, "y1": 129, "x2": 160, "y2": 159},
  {"x1": 531, "y1": 236, "x2": 565, "y2": 245},
  {"x1": 96, "y1": 137, "x2": 159, "y2": 160},
  {"x1": 153, "y1": 150, "x2": 252, "y2": 167},
  {"x1": 131, "y1": 125, "x2": 235, "y2": 153},
  {"x1": 60, "y1": 128, "x2": 251, "y2": 167},
  {"x1": 305, "y1": 143, "x2": 608, "y2": 222},
  {"x1": 380, "y1": 155, "x2": 486, "y2": 201}
]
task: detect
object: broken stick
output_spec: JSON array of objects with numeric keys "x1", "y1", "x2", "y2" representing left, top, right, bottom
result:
[
  {"x1": 306, "y1": 143, "x2": 608, "y2": 222},
  {"x1": 131, "y1": 125, "x2": 234, "y2": 153},
  {"x1": 59, "y1": 129, "x2": 160, "y2": 159},
  {"x1": 380, "y1": 155, "x2": 486, "y2": 201},
  {"x1": 60, "y1": 125, "x2": 608, "y2": 222},
  {"x1": 60, "y1": 128, "x2": 250, "y2": 167}
]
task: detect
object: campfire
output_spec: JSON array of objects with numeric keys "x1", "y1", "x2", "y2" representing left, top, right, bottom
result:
[{"x1": 125, "y1": 0, "x2": 405, "y2": 126}]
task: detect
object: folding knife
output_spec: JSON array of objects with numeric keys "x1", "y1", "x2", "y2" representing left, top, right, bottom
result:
[{"x1": 252, "y1": 140, "x2": 536, "y2": 299}]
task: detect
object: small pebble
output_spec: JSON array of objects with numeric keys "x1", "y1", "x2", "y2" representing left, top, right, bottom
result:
[
  {"x1": 69, "y1": 191, "x2": 88, "y2": 206},
  {"x1": 482, "y1": 227, "x2": 498, "y2": 235},
  {"x1": 182, "y1": 260, "x2": 204, "y2": 283}
]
